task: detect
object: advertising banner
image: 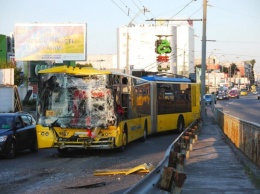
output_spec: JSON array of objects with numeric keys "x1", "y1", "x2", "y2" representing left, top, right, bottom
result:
[{"x1": 15, "y1": 23, "x2": 87, "y2": 61}]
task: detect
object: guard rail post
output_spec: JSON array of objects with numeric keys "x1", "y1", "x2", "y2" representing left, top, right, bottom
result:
[
  {"x1": 123, "y1": 119, "x2": 202, "y2": 194},
  {"x1": 189, "y1": 126, "x2": 199, "y2": 141},
  {"x1": 184, "y1": 131, "x2": 194, "y2": 151},
  {"x1": 181, "y1": 135, "x2": 190, "y2": 159},
  {"x1": 159, "y1": 167, "x2": 187, "y2": 194}
]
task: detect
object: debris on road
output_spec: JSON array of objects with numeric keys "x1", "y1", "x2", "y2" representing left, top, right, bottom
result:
[{"x1": 94, "y1": 163, "x2": 154, "y2": 176}]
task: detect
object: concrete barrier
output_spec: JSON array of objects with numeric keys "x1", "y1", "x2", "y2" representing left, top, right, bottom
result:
[{"x1": 214, "y1": 108, "x2": 260, "y2": 168}]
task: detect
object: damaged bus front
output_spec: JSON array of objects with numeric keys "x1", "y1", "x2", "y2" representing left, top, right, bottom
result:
[
  {"x1": 37, "y1": 66, "x2": 122, "y2": 153},
  {"x1": 36, "y1": 66, "x2": 150, "y2": 153}
]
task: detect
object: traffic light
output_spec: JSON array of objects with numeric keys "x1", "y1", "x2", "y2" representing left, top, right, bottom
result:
[
  {"x1": 155, "y1": 40, "x2": 162, "y2": 54},
  {"x1": 156, "y1": 55, "x2": 169, "y2": 62},
  {"x1": 155, "y1": 39, "x2": 172, "y2": 54},
  {"x1": 157, "y1": 64, "x2": 170, "y2": 72}
]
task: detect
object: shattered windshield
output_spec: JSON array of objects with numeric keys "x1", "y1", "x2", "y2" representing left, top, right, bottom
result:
[{"x1": 37, "y1": 73, "x2": 116, "y2": 128}]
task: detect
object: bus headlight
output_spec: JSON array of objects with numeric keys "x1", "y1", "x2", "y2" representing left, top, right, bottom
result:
[{"x1": 41, "y1": 132, "x2": 49, "y2": 136}]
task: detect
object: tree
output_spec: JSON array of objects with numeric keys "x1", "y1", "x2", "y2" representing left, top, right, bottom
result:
[
  {"x1": 14, "y1": 66, "x2": 26, "y2": 86},
  {"x1": 250, "y1": 59, "x2": 256, "y2": 84},
  {"x1": 222, "y1": 66, "x2": 228, "y2": 74},
  {"x1": 0, "y1": 60, "x2": 25, "y2": 86}
]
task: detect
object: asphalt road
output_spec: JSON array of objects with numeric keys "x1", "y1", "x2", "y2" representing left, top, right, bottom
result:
[
  {"x1": 215, "y1": 92, "x2": 260, "y2": 125},
  {"x1": 0, "y1": 131, "x2": 178, "y2": 194},
  {"x1": 2, "y1": 93, "x2": 257, "y2": 193}
]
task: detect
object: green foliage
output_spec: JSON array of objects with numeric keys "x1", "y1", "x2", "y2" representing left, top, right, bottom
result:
[
  {"x1": 0, "y1": 60, "x2": 15, "y2": 69},
  {"x1": 250, "y1": 59, "x2": 256, "y2": 68},
  {"x1": 222, "y1": 66, "x2": 228, "y2": 74},
  {"x1": 0, "y1": 60, "x2": 27, "y2": 86},
  {"x1": 14, "y1": 66, "x2": 27, "y2": 86}
]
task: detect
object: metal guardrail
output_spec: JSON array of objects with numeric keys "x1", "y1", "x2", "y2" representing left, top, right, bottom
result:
[
  {"x1": 124, "y1": 119, "x2": 201, "y2": 194},
  {"x1": 214, "y1": 107, "x2": 260, "y2": 168},
  {"x1": 124, "y1": 107, "x2": 260, "y2": 193}
]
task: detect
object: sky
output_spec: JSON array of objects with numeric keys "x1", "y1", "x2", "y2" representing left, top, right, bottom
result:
[{"x1": 1, "y1": 0, "x2": 260, "y2": 73}]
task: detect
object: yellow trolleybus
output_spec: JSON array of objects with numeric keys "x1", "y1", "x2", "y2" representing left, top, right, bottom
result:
[
  {"x1": 36, "y1": 65, "x2": 151, "y2": 153},
  {"x1": 140, "y1": 74, "x2": 200, "y2": 134},
  {"x1": 36, "y1": 65, "x2": 200, "y2": 153}
]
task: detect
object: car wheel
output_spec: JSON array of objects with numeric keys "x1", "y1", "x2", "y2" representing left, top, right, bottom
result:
[
  {"x1": 6, "y1": 141, "x2": 16, "y2": 159},
  {"x1": 177, "y1": 116, "x2": 184, "y2": 133},
  {"x1": 30, "y1": 140, "x2": 38, "y2": 153}
]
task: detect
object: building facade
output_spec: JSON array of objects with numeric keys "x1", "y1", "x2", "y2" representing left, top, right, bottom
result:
[
  {"x1": 117, "y1": 22, "x2": 194, "y2": 76},
  {"x1": 81, "y1": 54, "x2": 118, "y2": 71}
]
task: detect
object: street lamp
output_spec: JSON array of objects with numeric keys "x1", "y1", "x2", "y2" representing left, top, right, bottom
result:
[
  {"x1": 126, "y1": 7, "x2": 150, "y2": 74},
  {"x1": 201, "y1": 0, "x2": 208, "y2": 124}
]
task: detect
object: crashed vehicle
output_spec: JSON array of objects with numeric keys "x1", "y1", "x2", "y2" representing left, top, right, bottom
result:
[{"x1": 36, "y1": 66, "x2": 150, "y2": 153}]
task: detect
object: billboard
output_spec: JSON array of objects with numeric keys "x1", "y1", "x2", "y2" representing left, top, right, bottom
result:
[
  {"x1": 0, "y1": 34, "x2": 7, "y2": 62},
  {"x1": 14, "y1": 23, "x2": 87, "y2": 61}
]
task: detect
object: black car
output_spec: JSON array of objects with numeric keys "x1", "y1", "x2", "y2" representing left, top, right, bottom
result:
[
  {"x1": 0, "y1": 112, "x2": 38, "y2": 159},
  {"x1": 217, "y1": 91, "x2": 229, "y2": 100}
]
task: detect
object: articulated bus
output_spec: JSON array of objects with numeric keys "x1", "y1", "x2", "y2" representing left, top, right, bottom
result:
[
  {"x1": 140, "y1": 75, "x2": 200, "y2": 134},
  {"x1": 36, "y1": 65, "x2": 200, "y2": 153}
]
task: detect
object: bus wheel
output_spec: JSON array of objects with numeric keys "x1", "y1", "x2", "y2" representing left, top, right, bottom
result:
[
  {"x1": 140, "y1": 122, "x2": 147, "y2": 142},
  {"x1": 177, "y1": 117, "x2": 184, "y2": 133},
  {"x1": 119, "y1": 129, "x2": 128, "y2": 152},
  {"x1": 57, "y1": 148, "x2": 69, "y2": 154}
]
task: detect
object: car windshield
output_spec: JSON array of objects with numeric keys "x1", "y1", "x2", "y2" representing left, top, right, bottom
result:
[
  {"x1": 205, "y1": 95, "x2": 211, "y2": 98},
  {"x1": 0, "y1": 116, "x2": 14, "y2": 129}
]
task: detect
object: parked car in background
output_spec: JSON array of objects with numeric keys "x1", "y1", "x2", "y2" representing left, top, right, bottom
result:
[
  {"x1": 216, "y1": 91, "x2": 229, "y2": 100},
  {"x1": 203, "y1": 94, "x2": 216, "y2": 105},
  {"x1": 229, "y1": 89, "x2": 239, "y2": 98},
  {"x1": 240, "y1": 88, "x2": 248, "y2": 96},
  {"x1": 0, "y1": 112, "x2": 38, "y2": 159}
]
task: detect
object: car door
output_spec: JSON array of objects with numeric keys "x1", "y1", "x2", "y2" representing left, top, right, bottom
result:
[
  {"x1": 20, "y1": 115, "x2": 36, "y2": 149},
  {"x1": 14, "y1": 116, "x2": 29, "y2": 150}
]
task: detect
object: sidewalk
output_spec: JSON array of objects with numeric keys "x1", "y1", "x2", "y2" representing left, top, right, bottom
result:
[{"x1": 182, "y1": 106, "x2": 260, "y2": 194}]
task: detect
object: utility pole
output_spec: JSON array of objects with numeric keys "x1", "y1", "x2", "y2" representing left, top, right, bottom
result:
[
  {"x1": 183, "y1": 49, "x2": 186, "y2": 76},
  {"x1": 201, "y1": 0, "x2": 207, "y2": 124},
  {"x1": 126, "y1": 7, "x2": 149, "y2": 74}
]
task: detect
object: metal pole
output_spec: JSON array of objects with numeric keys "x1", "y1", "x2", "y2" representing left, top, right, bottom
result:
[
  {"x1": 201, "y1": 0, "x2": 207, "y2": 124},
  {"x1": 126, "y1": 27, "x2": 129, "y2": 74}
]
